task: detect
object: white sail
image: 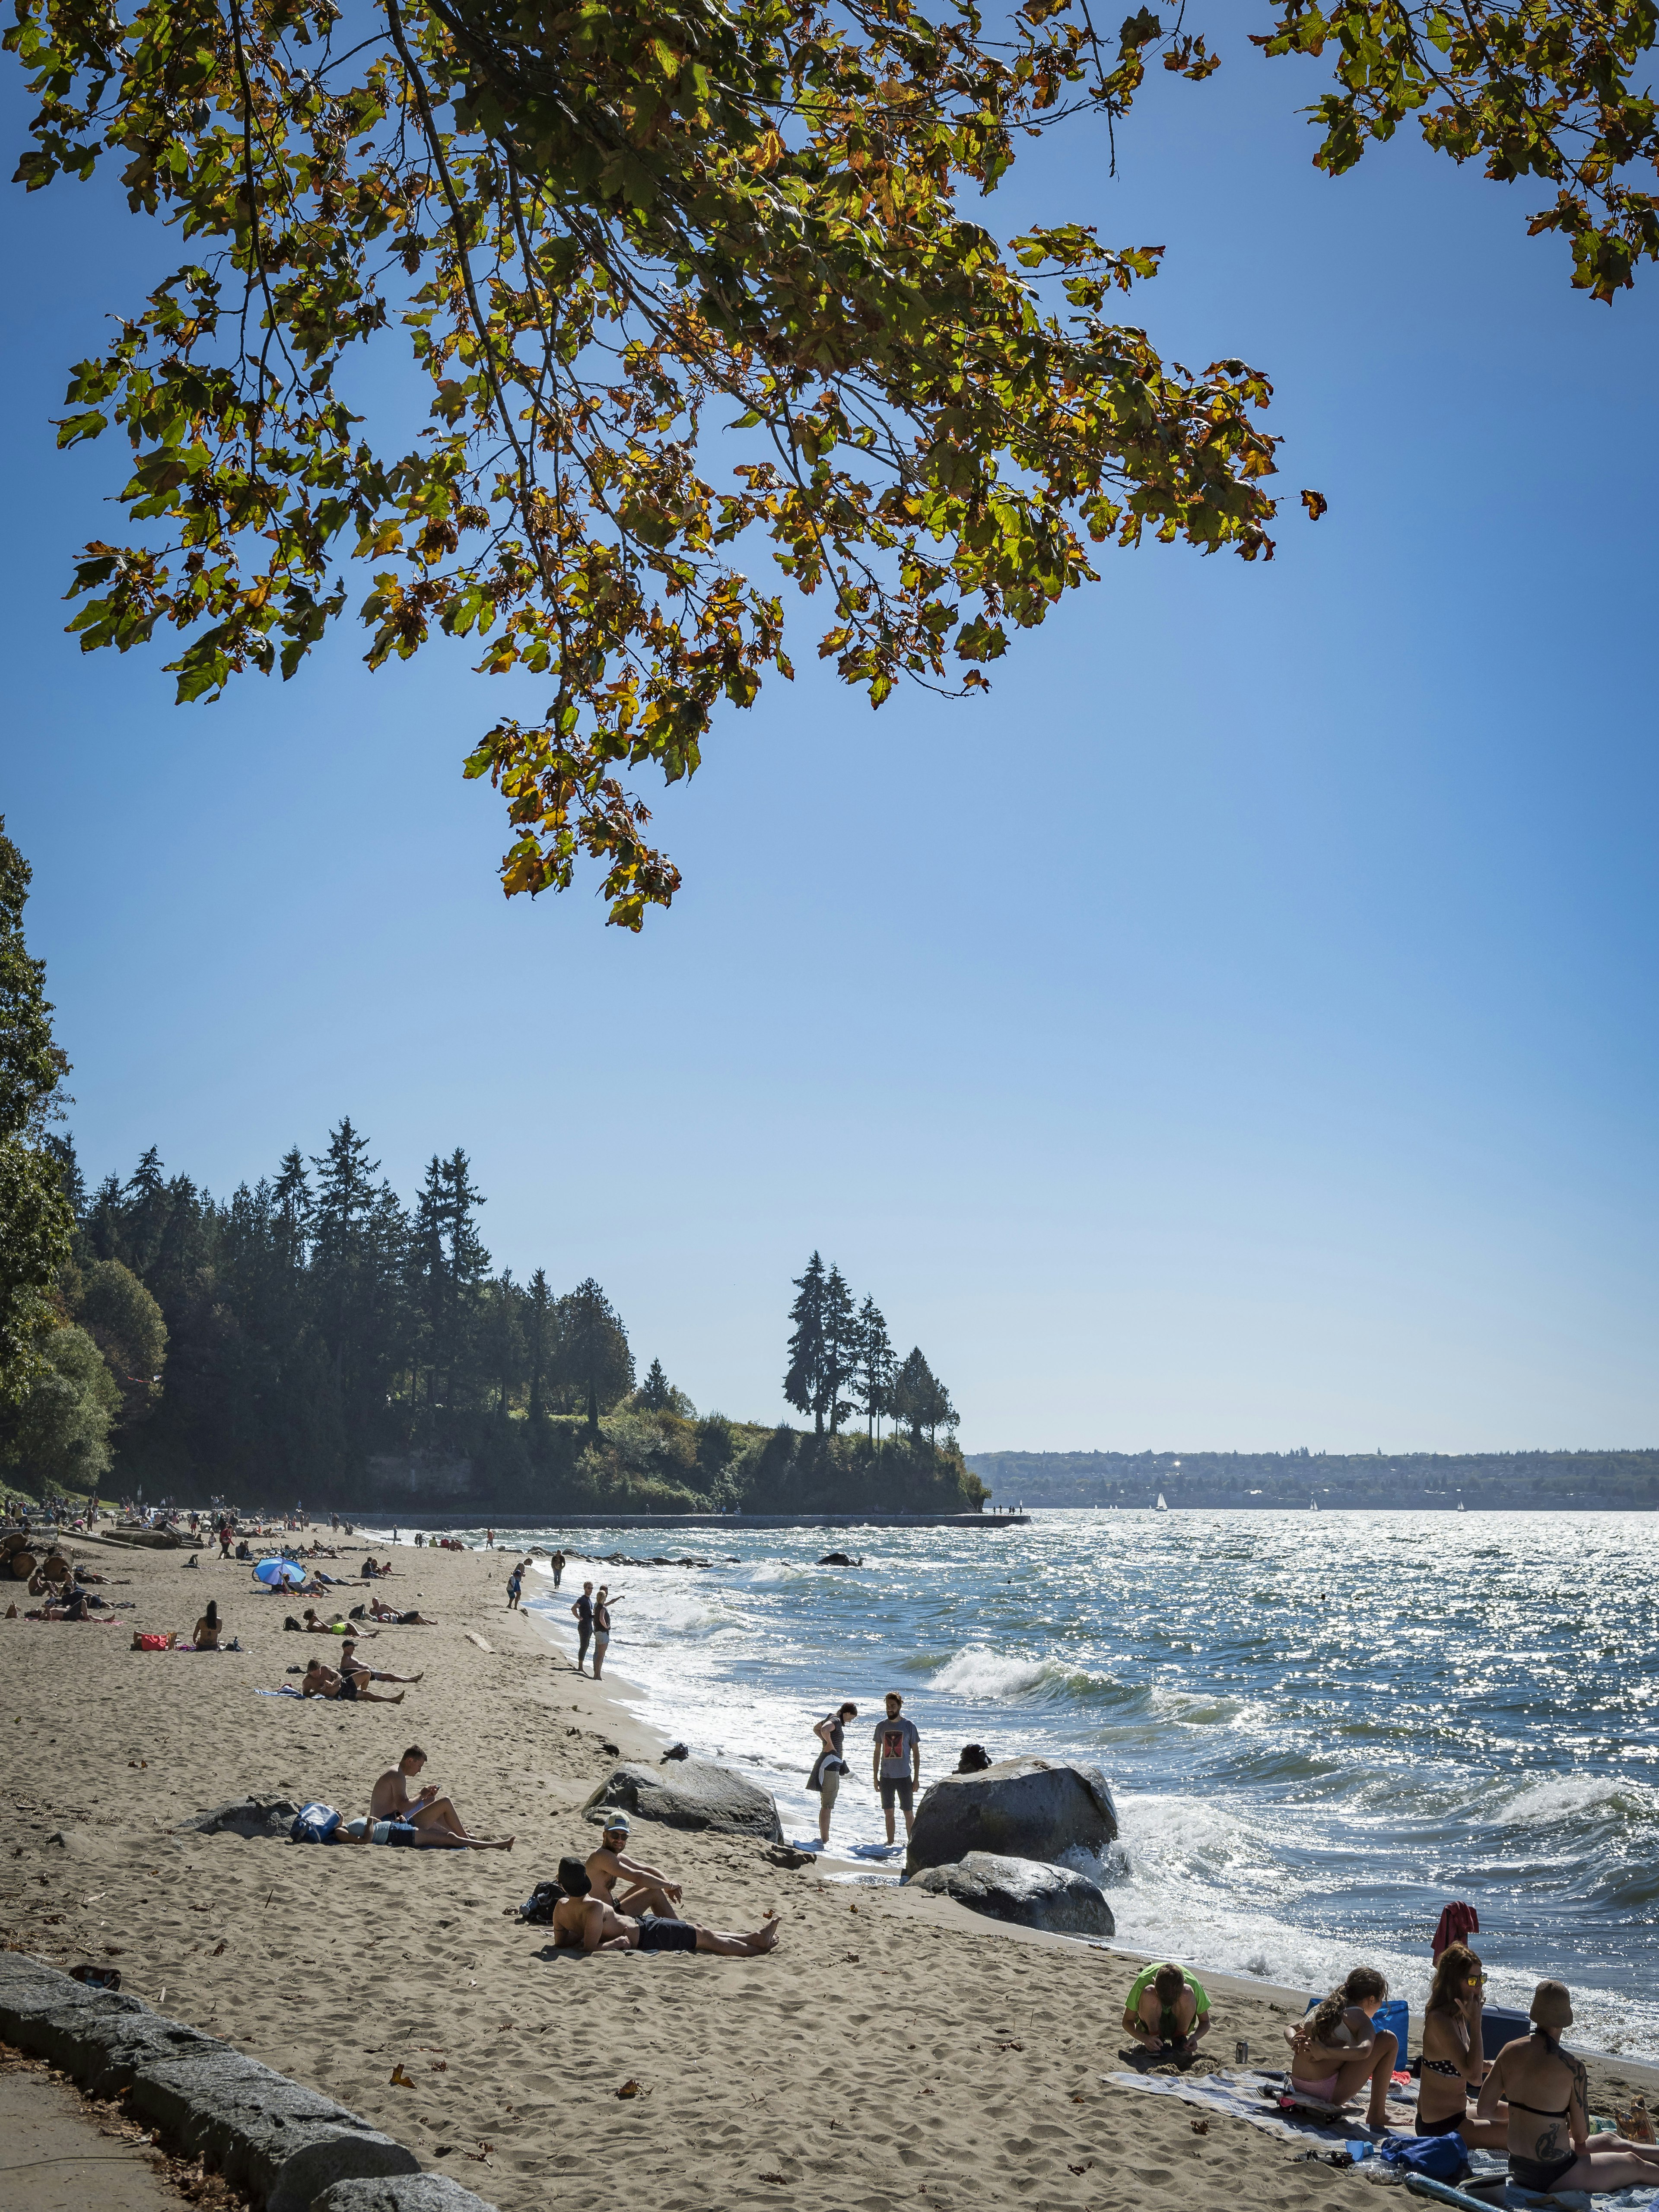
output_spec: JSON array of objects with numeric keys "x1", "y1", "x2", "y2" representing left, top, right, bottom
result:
[{"x1": 1156, "y1": 1492, "x2": 1168, "y2": 1510}]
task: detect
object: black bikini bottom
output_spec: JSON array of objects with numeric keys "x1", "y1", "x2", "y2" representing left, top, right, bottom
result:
[
  {"x1": 1415, "y1": 2109, "x2": 1466, "y2": 2137},
  {"x1": 1509, "y1": 2152, "x2": 1577, "y2": 2192}
]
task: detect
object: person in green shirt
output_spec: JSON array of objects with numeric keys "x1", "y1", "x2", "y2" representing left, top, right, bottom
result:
[{"x1": 1123, "y1": 1962, "x2": 1211, "y2": 2058}]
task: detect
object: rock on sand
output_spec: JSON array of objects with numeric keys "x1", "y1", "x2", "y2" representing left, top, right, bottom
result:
[
  {"x1": 907, "y1": 1851, "x2": 1116, "y2": 1937},
  {"x1": 583, "y1": 1758, "x2": 783, "y2": 1841},
  {"x1": 905, "y1": 1758, "x2": 1117, "y2": 1876}
]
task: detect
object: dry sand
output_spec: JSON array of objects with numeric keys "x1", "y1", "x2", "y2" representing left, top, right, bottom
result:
[{"x1": 3, "y1": 1535, "x2": 1655, "y2": 2212}]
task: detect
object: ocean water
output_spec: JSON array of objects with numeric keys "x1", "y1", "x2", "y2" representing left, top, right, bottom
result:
[{"x1": 453, "y1": 1509, "x2": 1659, "y2": 2057}]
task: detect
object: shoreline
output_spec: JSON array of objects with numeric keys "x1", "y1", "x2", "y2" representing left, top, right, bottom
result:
[
  {"x1": 6, "y1": 1536, "x2": 1658, "y2": 2212},
  {"x1": 516, "y1": 1562, "x2": 1659, "y2": 2082}
]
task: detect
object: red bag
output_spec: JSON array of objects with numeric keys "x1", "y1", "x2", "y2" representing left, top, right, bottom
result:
[{"x1": 135, "y1": 1632, "x2": 171, "y2": 1651}]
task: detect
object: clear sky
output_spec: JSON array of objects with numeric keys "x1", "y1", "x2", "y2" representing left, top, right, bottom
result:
[{"x1": 3, "y1": 45, "x2": 1656, "y2": 1455}]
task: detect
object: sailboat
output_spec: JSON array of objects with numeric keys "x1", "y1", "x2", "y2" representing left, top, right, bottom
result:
[
  {"x1": 1155, "y1": 1492, "x2": 1168, "y2": 1511},
  {"x1": 1310, "y1": 1499, "x2": 1320, "y2": 1512}
]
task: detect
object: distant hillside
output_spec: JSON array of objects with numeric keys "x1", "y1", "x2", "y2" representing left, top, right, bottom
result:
[{"x1": 965, "y1": 1448, "x2": 1659, "y2": 1511}]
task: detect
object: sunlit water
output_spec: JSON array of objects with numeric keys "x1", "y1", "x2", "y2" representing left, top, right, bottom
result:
[{"x1": 393, "y1": 1510, "x2": 1659, "y2": 2056}]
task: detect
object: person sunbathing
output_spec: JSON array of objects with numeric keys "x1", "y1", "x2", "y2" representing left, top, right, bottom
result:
[
  {"x1": 301, "y1": 1656, "x2": 405, "y2": 1704},
  {"x1": 1285, "y1": 1967, "x2": 1398, "y2": 2130},
  {"x1": 337, "y1": 1636, "x2": 422, "y2": 1688},
  {"x1": 367, "y1": 1595, "x2": 433, "y2": 1624},
  {"x1": 1122, "y1": 1962, "x2": 1212, "y2": 2059},
  {"x1": 194, "y1": 1601, "x2": 224, "y2": 1651},
  {"x1": 1478, "y1": 1980, "x2": 1659, "y2": 2195},
  {"x1": 585, "y1": 1813, "x2": 684, "y2": 1919},
  {"x1": 1416, "y1": 1943, "x2": 1507, "y2": 2145},
  {"x1": 549, "y1": 1859, "x2": 779, "y2": 1955},
  {"x1": 368, "y1": 1745, "x2": 514, "y2": 1850}
]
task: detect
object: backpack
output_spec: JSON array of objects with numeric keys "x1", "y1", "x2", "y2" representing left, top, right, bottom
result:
[
  {"x1": 290, "y1": 1802, "x2": 343, "y2": 1845},
  {"x1": 1379, "y1": 2136, "x2": 1470, "y2": 2183},
  {"x1": 519, "y1": 1880, "x2": 563, "y2": 1924},
  {"x1": 283, "y1": 1615, "x2": 302, "y2": 1631}
]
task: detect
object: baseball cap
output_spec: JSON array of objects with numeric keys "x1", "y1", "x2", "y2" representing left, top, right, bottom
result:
[{"x1": 601, "y1": 1811, "x2": 631, "y2": 1834}]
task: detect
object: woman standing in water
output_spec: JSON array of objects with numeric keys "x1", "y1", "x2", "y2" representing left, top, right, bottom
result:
[{"x1": 591, "y1": 1586, "x2": 613, "y2": 1680}]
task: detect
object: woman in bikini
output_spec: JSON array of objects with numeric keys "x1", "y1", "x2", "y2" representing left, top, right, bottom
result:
[
  {"x1": 1478, "y1": 1980, "x2": 1659, "y2": 2195},
  {"x1": 1416, "y1": 1944, "x2": 1507, "y2": 2145},
  {"x1": 1285, "y1": 1967, "x2": 1398, "y2": 2130}
]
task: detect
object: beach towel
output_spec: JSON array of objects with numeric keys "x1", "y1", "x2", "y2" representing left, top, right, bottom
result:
[
  {"x1": 255, "y1": 1685, "x2": 305, "y2": 1698},
  {"x1": 1433, "y1": 1901, "x2": 1480, "y2": 1959},
  {"x1": 1103, "y1": 2065, "x2": 1415, "y2": 2146}
]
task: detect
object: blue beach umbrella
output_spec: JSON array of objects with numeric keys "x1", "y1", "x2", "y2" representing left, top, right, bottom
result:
[{"x1": 254, "y1": 1558, "x2": 305, "y2": 1587}]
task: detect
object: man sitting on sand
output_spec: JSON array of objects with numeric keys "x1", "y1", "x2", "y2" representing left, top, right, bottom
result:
[
  {"x1": 337, "y1": 1636, "x2": 422, "y2": 1690},
  {"x1": 369, "y1": 1744, "x2": 515, "y2": 1851},
  {"x1": 367, "y1": 1594, "x2": 434, "y2": 1624},
  {"x1": 301, "y1": 1656, "x2": 406, "y2": 1704},
  {"x1": 585, "y1": 1813, "x2": 684, "y2": 1919},
  {"x1": 549, "y1": 1859, "x2": 779, "y2": 1955},
  {"x1": 1122, "y1": 1962, "x2": 1212, "y2": 2059}
]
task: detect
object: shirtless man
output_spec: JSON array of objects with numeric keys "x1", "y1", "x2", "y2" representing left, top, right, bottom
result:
[
  {"x1": 301, "y1": 1656, "x2": 405, "y2": 1704},
  {"x1": 585, "y1": 1813, "x2": 684, "y2": 1920},
  {"x1": 368, "y1": 1744, "x2": 515, "y2": 1851},
  {"x1": 549, "y1": 1859, "x2": 779, "y2": 1955},
  {"x1": 368, "y1": 1595, "x2": 434, "y2": 1625},
  {"x1": 337, "y1": 1636, "x2": 423, "y2": 1688}
]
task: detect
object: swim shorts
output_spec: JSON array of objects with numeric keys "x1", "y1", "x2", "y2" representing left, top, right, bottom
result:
[
  {"x1": 637, "y1": 1917, "x2": 698, "y2": 1954},
  {"x1": 819, "y1": 1765, "x2": 842, "y2": 1811},
  {"x1": 385, "y1": 1821, "x2": 418, "y2": 1848},
  {"x1": 879, "y1": 1776, "x2": 914, "y2": 1811}
]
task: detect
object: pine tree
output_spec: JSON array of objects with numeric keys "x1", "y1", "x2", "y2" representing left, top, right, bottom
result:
[
  {"x1": 890, "y1": 1347, "x2": 952, "y2": 1447},
  {"x1": 638, "y1": 1357, "x2": 674, "y2": 1411},
  {"x1": 558, "y1": 1278, "x2": 634, "y2": 1437},
  {"x1": 855, "y1": 1295, "x2": 896, "y2": 1440},
  {"x1": 822, "y1": 1264, "x2": 858, "y2": 1434},
  {"x1": 439, "y1": 1148, "x2": 490, "y2": 1410},
  {"x1": 783, "y1": 1252, "x2": 829, "y2": 1436},
  {"x1": 271, "y1": 1146, "x2": 313, "y2": 1272},
  {"x1": 122, "y1": 1147, "x2": 170, "y2": 1278},
  {"x1": 525, "y1": 1266, "x2": 553, "y2": 1421}
]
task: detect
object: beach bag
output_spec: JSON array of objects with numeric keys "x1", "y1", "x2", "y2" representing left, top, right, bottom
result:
[
  {"x1": 290, "y1": 1802, "x2": 342, "y2": 1845},
  {"x1": 134, "y1": 1632, "x2": 171, "y2": 1651},
  {"x1": 520, "y1": 1881, "x2": 562, "y2": 1924},
  {"x1": 1379, "y1": 2136, "x2": 1469, "y2": 2183}
]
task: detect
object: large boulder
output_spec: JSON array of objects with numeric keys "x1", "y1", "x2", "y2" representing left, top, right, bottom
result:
[
  {"x1": 908, "y1": 1852, "x2": 1115, "y2": 1937},
  {"x1": 583, "y1": 1760, "x2": 782, "y2": 1842},
  {"x1": 905, "y1": 1758, "x2": 1116, "y2": 1876}
]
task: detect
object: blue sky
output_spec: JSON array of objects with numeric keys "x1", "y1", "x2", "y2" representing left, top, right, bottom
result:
[{"x1": 2, "y1": 44, "x2": 1656, "y2": 1454}]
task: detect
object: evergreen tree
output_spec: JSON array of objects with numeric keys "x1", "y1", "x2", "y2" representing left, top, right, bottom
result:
[
  {"x1": 524, "y1": 1265, "x2": 553, "y2": 1422},
  {"x1": 890, "y1": 1347, "x2": 956, "y2": 1447},
  {"x1": 854, "y1": 1295, "x2": 896, "y2": 1440},
  {"x1": 121, "y1": 1147, "x2": 170, "y2": 1277},
  {"x1": 636, "y1": 1357, "x2": 695, "y2": 1417},
  {"x1": 479, "y1": 1270, "x2": 526, "y2": 1414},
  {"x1": 558, "y1": 1278, "x2": 634, "y2": 1437},
  {"x1": 821, "y1": 1264, "x2": 858, "y2": 1435},
  {"x1": 783, "y1": 1252, "x2": 829, "y2": 1436},
  {"x1": 0, "y1": 819, "x2": 74, "y2": 1402}
]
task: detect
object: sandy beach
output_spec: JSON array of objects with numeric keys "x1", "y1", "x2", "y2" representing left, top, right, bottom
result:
[{"x1": 4, "y1": 1535, "x2": 1656, "y2": 2212}]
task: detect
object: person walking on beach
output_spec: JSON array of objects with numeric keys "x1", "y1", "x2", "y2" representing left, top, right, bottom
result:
[
  {"x1": 592, "y1": 1586, "x2": 613, "y2": 1679},
  {"x1": 572, "y1": 1581, "x2": 594, "y2": 1673},
  {"x1": 873, "y1": 1691, "x2": 922, "y2": 1845},
  {"x1": 506, "y1": 1559, "x2": 524, "y2": 1610},
  {"x1": 809, "y1": 1702, "x2": 858, "y2": 1847},
  {"x1": 550, "y1": 1549, "x2": 566, "y2": 1589}
]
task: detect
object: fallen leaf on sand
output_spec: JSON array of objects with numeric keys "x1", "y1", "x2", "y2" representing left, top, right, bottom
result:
[
  {"x1": 433, "y1": 2146, "x2": 454, "y2": 2157},
  {"x1": 993, "y1": 2040, "x2": 1024, "y2": 2053},
  {"x1": 1069, "y1": 2161, "x2": 1094, "y2": 2174},
  {"x1": 845, "y1": 1952, "x2": 860, "y2": 1962},
  {"x1": 210, "y1": 1941, "x2": 226, "y2": 1957},
  {"x1": 390, "y1": 2065, "x2": 416, "y2": 2087},
  {"x1": 1189, "y1": 2117, "x2": 1208, "y2": 2135},
  {"x1": 616, "y1": 2080, "x2": 645, "y2": 2099},
  {"x1": 758, "y1": 2174, "x2": 786, "y2": 2186},
  {"x1": 430, "y1": 2060, "x2": 448, "y2": 2072}
]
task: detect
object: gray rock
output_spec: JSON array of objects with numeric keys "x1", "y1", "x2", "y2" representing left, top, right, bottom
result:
[
  {"x1": 0, "y1": 1955, "x2": 418, "y2": 2212},
  {"x1": 583, "y1": 1759, "x2": 782, "y2": 1841},
  {"x1": 313, "y1": 2176, "x2": 502, "y2": 2212},
  {"x1": 129, "y1": 2051, "x2": 418, "y2": 2212},
  {"x1": 905, "y1": 1757, "x2": 1117, "y2": 1876},
  {"x1": 188, "y1": 1798, "x2": 302, "y2": 1839},
  {"x1": 906, "y1": 1851, "x2": 1116, "y2": 1937}
]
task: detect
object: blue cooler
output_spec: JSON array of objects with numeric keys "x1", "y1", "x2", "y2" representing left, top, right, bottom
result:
[
  {"x1": 1303, "y1": 1994, "x2": 1409, "y2": 2067},
  {"x1": 1481, "y1": 2004, "x2": 1531, "y2": 2060}
]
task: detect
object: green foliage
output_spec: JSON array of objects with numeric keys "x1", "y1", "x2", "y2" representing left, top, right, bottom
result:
[
  {"x1": 73, "y1": 1255, "x2": 167, "y2": 1425},
  {"x1": 557, "y1": 1277, "x2": 635, "y2": 1434},
  {"x1": 3, "y1": 0, "x2": 1300, "y2": 925},
  {"x1": 0, "y1": 820, "x2": 74, "y2": 1404},
  {"x1": 731, "y1": 1425, "x2": 984, "y2": 1513},
  {"x1": 634, "y1": 1356, "x2": 695, "y2": 1417},
  {"x1": 0, "y1": 1322, "x2": 119, "y2": 1491}
]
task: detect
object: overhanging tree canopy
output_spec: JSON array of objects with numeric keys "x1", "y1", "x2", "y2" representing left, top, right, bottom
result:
[{"x1": 7, "y1": 0, "x2": 1647, "y2": 922}]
